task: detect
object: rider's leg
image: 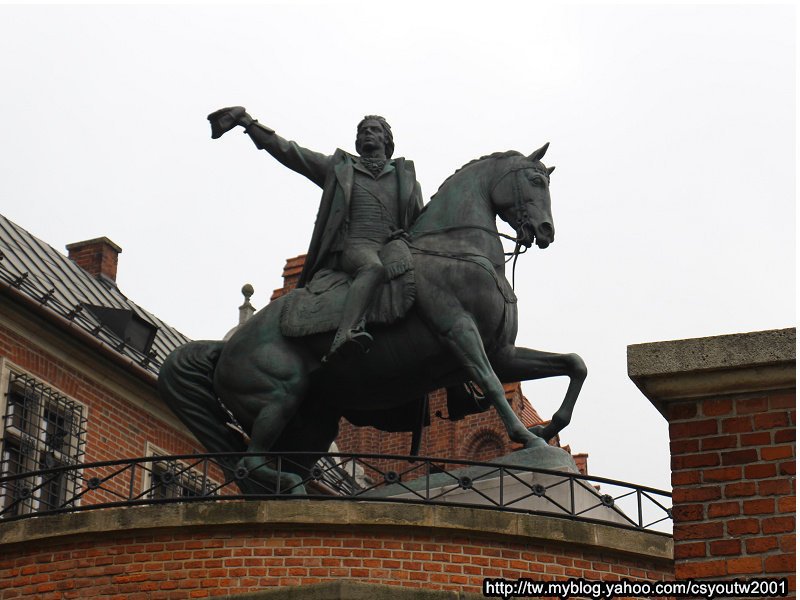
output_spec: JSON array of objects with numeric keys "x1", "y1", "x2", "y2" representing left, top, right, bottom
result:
[{"x1": 327, "y1": 242, "x2": 385, "y2": 358}]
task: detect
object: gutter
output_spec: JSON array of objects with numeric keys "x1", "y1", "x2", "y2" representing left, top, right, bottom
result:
[{"x1": 0, "y1": 279, "x2": 159, "y2": 388}]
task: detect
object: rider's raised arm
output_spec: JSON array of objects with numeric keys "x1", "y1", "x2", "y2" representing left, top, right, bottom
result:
[
  {"x1": 208, "y1": 106, "x2": 331, "y2": 188},
  {"x1": 244, "y1": 122, "x2": 331, "y2": 188}
]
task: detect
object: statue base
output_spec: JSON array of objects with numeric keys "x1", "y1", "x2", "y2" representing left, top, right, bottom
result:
[
  {"x1": 365, "y1": 446, "x2": 631, "y2": 526},
  {"x1": 489, "y1": 443, "x2": 580, "y2": 473},
  {"x1": 367, "y1": 444, "x2": 578, "y2": 500}
]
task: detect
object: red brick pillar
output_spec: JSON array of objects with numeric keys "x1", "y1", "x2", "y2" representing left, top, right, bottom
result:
[{"x1": 628, "y1": 329, "x2": 796, "y2": 594}]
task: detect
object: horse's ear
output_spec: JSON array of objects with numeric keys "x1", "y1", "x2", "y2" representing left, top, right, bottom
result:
[
  {"x1": 547, "y1": 166, "x2": 555, "y2": 175},
  {"x1": 528, "y1": 142, "x2": 550, "y2": 162}
]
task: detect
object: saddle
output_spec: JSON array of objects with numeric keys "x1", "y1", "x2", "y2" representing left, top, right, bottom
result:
[{"x1": 280, "y1": 239, "x2": 415, "y2": 338}]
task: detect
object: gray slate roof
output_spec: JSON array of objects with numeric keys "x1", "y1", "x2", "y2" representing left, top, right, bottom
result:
[{"x1": 0, "y1": 213, "x2": 190, "y2": 377}]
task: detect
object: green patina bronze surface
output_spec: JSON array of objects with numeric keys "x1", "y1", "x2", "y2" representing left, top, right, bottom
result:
[{"x1": 158, "y1": 109, "x2": 586, "y2": 493}]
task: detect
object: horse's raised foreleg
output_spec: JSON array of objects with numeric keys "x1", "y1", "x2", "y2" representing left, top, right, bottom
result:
[
  {"x1": 493, "y1": 347, "x2": 587, "y2": 442},
  {"x1": 441, "y1": 316, "x2": 546, "y2": 449}
]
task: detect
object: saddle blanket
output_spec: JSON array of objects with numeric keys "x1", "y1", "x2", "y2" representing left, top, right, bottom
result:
[{"x1": 280, "y1": 239, "x2": 415, "y2": 338}]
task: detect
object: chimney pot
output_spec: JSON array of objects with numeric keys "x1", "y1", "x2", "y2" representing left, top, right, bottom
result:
[{"x1": 66, "y1": 237, "x2": 122, "y2": 283}]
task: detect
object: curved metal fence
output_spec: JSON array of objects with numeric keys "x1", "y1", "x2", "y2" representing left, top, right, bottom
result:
[{"x1": 0, "y1": 452, "x2": 672, "y2": 534}]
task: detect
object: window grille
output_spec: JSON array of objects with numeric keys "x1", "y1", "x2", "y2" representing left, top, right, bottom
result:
[
  {"x1": 0, "y1": 373, "x2": 87, "y2": 516},
  {"x1": 145, "y1": 454, "x2": 215, "y2": 500}
]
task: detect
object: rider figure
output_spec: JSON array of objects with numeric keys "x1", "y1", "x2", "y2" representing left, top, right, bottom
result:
[{"x1": 209, "y1": 107, "x2": 424, "y2": 363}]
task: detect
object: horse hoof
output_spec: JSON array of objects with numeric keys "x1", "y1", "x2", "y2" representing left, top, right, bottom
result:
[
  {"x1": 528, "y1": 424, "x2": 553, "y2": 441},
  {"x1": 524, "y1": 436, "x2": 548, "y2": 449}
]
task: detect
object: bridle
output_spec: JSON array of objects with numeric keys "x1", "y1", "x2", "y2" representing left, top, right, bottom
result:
[
  {"x1": 490, "y1": 163, "x2": 550, "y2": 287},
  {"x1": 490, "y1": 162, "x2": 549, "y2": 241},
  {"x1": 409, "y1": 161, "x2": 547, "y2": 289}
]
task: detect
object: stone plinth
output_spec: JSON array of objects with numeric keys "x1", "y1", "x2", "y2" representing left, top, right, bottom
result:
[{"x1": 367, "y1": 445, "x2": 636, "y2": 528}]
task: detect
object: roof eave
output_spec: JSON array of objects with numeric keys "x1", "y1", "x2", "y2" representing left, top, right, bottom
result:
[{"x1": 0, "y1": 278, "x2": 159, "y2": 388}]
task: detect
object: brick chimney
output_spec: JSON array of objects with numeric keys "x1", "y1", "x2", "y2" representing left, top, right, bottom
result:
[{"x1": 66, "y1": 237, "x2": 122, "y2": 283}]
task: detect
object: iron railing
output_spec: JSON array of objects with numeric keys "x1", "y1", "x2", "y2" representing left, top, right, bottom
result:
[{"x1": 0, "y1": 452, "x2": 672, "y2": 534}]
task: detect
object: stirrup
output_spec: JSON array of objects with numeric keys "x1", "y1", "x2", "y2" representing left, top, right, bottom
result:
[{"x1": 322, "y1": 331, "x2": 373, "y2": 365}]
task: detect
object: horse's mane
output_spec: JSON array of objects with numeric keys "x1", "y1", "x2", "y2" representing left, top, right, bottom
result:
[{"x1": 432, "y1": 150, "x2": 524, "y2": 199}]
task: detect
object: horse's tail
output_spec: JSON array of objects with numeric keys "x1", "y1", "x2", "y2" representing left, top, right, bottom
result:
[{"x1": 158, "y1": 341, "x2": 248, "y2": 455}]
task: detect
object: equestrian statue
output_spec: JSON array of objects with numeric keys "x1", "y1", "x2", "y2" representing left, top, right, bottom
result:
[{"x1": 158, "y1": 108, "x2": 587, "y2": 493}]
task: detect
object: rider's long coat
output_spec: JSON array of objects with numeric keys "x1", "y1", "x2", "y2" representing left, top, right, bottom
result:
[{"x1": 251, "y1": 130, "x2": 424, "y2": 287}]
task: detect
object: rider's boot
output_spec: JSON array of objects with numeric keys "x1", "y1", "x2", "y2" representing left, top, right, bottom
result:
[
  {"x1": 323, "y1": 323, "x2": 373, "y2": 365},
  {"x1": 323, "y1": 265, "x2": 383, "y2": 364}
]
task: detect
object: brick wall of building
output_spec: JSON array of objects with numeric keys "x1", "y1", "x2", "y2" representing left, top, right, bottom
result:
[
  {"x1": 0, "y1": 306, "x2": 205, "y2": 504},
  {"x1": 0, "y1": 320, "x2": 200, "y2": 462},
  {"x1": 667, "y1": 388, "x2": 795, "y2": 584},
  {"x1": 629, "y1": 328, "x2": 796, "y2": 598},
  {"x1": 0, "y1": 532, "x2": 672, "y2": 600},
  {"x1": 335, "y1": 385, "x2": 542, "y2": 453}
]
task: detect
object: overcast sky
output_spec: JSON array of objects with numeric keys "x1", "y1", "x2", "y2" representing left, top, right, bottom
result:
[{"x1": 0, "y1": 3, "x2": 795, "y2": 493}]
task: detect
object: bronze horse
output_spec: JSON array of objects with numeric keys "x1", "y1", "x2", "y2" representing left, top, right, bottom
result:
[{"x1": 158, "y1": 145, "x2": 586, "y2": 492}]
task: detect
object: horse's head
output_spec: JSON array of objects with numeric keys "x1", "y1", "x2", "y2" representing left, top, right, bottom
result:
[{"x1": 490, "y1": 144, "x2": 555, "y2": 249}]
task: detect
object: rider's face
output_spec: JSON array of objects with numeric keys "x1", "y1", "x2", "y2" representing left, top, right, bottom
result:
[{"x1": 357, "y1": 120, "x2": 386, "y2": 155}]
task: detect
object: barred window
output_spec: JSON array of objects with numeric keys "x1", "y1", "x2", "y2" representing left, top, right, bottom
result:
[
  {"x1": 143, "y1": 446, "x2": 216, "y2": 500},
  {"x1": 0, "y1": 372, "x2": 87, "y2": 517}
]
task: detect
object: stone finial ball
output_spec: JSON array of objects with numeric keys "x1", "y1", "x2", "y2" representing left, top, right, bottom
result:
[{"x1": 241, "y1": 283, "x2": 254, "y2": 299}]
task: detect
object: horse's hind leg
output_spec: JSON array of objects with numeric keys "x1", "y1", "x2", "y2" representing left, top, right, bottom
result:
[
  {"x1": 159, "y1": 341, "x2": 253, "y2": 492},
  {"x1": 216, "y1": 345, "x2": 310, "y2": 494},
  {"x1": 493, "y1": 346, "x2": 587, "y2": 442},
  {"x1": 240, "y1": 398, "x2": 308, "y2": 494},
  {"x1": 159, "y1": 341, "x2": 247, "y2": 457}
]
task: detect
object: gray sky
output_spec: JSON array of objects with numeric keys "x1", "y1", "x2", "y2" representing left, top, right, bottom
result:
[{"x1": 0, "y1": 3, "x2": 795, "y2": 493}]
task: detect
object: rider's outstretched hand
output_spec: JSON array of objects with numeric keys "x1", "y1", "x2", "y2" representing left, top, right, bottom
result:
[{"x1": 208, "y1": 106, "x2": 252, "y2": 139}]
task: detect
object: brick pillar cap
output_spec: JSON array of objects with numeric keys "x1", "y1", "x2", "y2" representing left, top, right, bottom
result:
[
  {"x1": 66, "y1": 237, "x2": 122, "y2": 253},
  {"x1": 628, "y1": 328, "x2": 796, "y2": 417}
]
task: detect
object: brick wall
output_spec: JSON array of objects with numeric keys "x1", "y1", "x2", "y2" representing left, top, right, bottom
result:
[
  {"x1": 629, "y1": 328, "x2": 796, "y2": 596},
  {"x1": 0, "y1": 502, "x2": 673, "y2": 599},
  {"x1": 0, "y1": 321, "x2": 200, "y2": 461},
  {"x1": 334, "y1": 385, "x2": 551, "y2": 476},
  {"x1": 0, "y1": 311, "x2": 204, "y2": 504},
  {"x1": 0, "y1": 532, "x2": 671, "y2": 599},
  {"x1": 667, "y1": 389, "x2": 795, "y2": 583}
]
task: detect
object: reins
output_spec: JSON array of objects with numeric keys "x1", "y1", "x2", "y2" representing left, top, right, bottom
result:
[
  {"x1": 410, "y1": 224, "x2": 520, "y2": 244},
  {"x1": 408, "y1": 165, "x2": 534, "y2": 289}
]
